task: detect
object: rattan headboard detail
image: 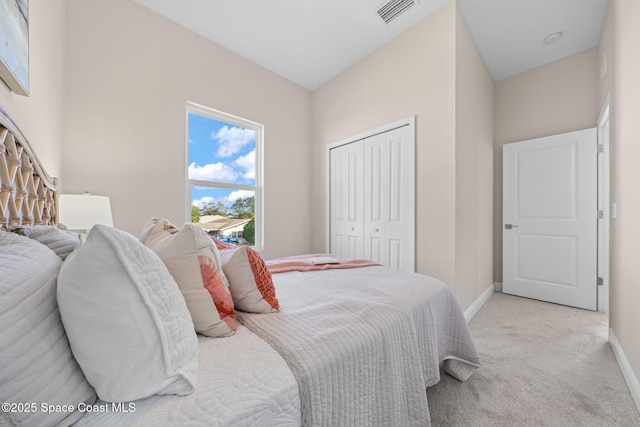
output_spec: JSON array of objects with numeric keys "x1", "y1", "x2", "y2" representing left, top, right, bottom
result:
[{"x1": 0, "y1": 106, "x2": 58, "y2": 230}]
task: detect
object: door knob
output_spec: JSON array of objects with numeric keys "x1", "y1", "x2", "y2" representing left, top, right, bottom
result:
[{"x1": 504, "y1": 224, "x2": 519, "y2": 230}]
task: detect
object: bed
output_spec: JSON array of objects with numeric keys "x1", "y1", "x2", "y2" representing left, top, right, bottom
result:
[{"x1": 0, "y1": 106, "x2": 479, "y2": 427}]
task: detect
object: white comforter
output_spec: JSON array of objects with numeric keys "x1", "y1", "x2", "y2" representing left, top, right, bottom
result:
[
  {"x1": 239, "y1": 266, "x2": 480, "y2": 427},
  {"x1": 75, "y1": 266, "x2": 478, "y2": 427},
  {"x1": 74, "y1": 326, "x2": 300, "y2": 427}
]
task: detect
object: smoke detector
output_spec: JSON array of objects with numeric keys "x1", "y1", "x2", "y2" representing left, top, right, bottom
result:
[
  {"x1": 543, "y1": 31, "x2": 564, "y2": 45},
  {"x1": 376, "y1": 0, "x2": 419, "y2": 25}
]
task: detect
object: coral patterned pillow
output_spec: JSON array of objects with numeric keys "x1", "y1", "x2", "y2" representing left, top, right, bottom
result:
[
  {"x1": 219, "y1": 246, "x2": 279, "y2": 313},
  {"x1": 140, "y1": 219, "x2": 236, "y2": 337},
  {"x1": 212, "y1": 237, "x2": 236, "y2": 250}
]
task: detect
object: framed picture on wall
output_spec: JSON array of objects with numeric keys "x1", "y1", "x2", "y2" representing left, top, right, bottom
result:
[{"x1": 0, "y1": 0, "x2": 29, "y2": 96}]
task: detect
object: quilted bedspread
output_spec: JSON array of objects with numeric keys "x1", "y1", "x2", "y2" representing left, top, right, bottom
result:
[
  {"x1": 74, "y1": 326, "x2": 300, "y2": 426},
  {"x1": 238, "y1": 265, "x2": 480, "y2": 427}
]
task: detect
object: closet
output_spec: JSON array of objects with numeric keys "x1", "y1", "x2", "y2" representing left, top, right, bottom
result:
[{"x1": 327, "y1": 118, "x2": 415, "y2": 271}]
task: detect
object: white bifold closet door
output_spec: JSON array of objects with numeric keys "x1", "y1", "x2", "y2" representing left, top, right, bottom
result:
[{"x1": 329, "y1": 123, "x2": 415, "y2": 271}]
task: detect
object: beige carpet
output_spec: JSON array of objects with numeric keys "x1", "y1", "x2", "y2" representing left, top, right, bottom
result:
[{"x1": 427, "y1": 292, "x2": 640, "y2": 426}]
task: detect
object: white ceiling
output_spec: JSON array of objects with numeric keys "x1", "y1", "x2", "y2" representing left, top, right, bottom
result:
[
  {"x1": 458, "y1": 0, "x2": 608, "y2": 81},
  {"x1": 134, "y1": 0, "x2": 609, "y2": 91}
]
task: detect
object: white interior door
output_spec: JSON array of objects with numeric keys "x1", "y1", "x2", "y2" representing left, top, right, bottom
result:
[{"x1": 503, "y1": 128, "x2": 597, "y2": 310}]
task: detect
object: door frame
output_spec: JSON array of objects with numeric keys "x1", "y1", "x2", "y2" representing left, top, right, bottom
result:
[
  {"x1": 325, "y1": 116, "x2": 415, "y2": 254},
  {"x1": 597, "y1": 94, "x2": 611, "y2": 313}
]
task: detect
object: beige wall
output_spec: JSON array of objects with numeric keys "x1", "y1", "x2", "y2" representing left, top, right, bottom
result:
[
  {"x1": 312, "y1": 2, "x2": 457, "y2": 286},
  {"x1": 454, "y1": 7, "x2": 495, "y2": 309},
  {"x1": 607, "y1": 0, "x2": 640, "y2": 383},
  {"x1": 311, "y1": 2, "x2": 494, "y2": 309},
  {"x1": 0, "y1": 0, "x2": 66, "y2": 178},
  {"x1": 493, "y1": 48, "x2": 600, "y2": 282},
  {"x1": 598, "y1": 0, "x2": 615, "y2": 108},
  {"x1": 62, "y1": 0, "x2": 312, "y2": 259}
]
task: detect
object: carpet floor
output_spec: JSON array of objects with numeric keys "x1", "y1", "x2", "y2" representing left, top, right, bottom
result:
[{"x1": 427, "y1": 292, "x2": 640, "y2": 426}]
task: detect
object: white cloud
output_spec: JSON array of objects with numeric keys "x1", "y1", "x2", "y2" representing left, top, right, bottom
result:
[
  {"x1": 234, "y1": 149, "x2": 255, "y2": 180},
  {"x1": 227, "y1": 190, "x2": 254, "y2": 202},
  {"x1": 188, "y1": 162, "x2": 236, "y2": 182},
  {"x1": 213, "y1": 126, "x2": 255, "y2": 158},
  {"x1": 191, "y1": 196, "x2": 217, "y2": 209}
]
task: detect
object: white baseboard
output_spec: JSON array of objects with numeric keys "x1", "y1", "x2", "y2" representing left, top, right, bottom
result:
[
  {"x1": 464, "y1": 283, "x2": 494, "y2": 323},
  {"x1": 609, "y1": 328, "x2": 640, "y2": 413},
  {"x1": 494, "y1": 281, "x2": 503, "y2": 293}
]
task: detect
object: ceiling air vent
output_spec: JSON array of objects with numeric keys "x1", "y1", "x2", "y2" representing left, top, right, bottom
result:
[{"x1": 376, "y1": 0, "x2": 418, "y2": 25}]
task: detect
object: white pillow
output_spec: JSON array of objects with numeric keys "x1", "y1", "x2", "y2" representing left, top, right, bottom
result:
[
  {"x1": 57, "y1": 225, "x2": 199, "y2": 402},
  {"x1": 0, "y1": 230, "x2": 96, "y2": 427},
  {"x1": 19, "y1": 224, "x2": 83, "y2": 260},
  {"x1": 140, "y1": 219, "x2": 237, "y2": 337}
]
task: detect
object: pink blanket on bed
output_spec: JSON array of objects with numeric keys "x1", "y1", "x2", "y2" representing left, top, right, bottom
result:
[{"x1": 266, "y1": 254, "x2": 378, "y2": 274}]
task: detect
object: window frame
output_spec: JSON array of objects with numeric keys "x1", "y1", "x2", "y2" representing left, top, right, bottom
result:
[{"x1": 185, "y1": 102, "x2": 263, "y2": 250}]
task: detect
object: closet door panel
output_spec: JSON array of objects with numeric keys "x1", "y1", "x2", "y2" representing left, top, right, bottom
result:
[
  {"x1": 363, "y1": 125, "x2": 414, "y2": 271},
  {"x1": 330, "y1": 148, "x2": 346, "y2": 258},
  {"x1": 330, "y1": 141, "x2": 364, "y2": 260},
  {"x1": 345, "y1": 142, "x2": 364, "y2": 259},
  {"x1": 369, "y1": 237, "x2": 383, "y2": 265},
  {"x1": 385, "y1": 126, "x2": 414, "y2": 271},
  {"x1": 389, "y1": 136, "x2": 402, "y2": 222},
  {"x1": 364, "y1": 132, "x2": 387, "y2": 263},
  {"x1": 389, "y1": 239, "x2": 402, "y2": 270}
]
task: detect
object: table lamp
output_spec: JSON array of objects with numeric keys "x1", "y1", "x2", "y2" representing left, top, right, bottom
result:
[{"x1": 59, "y1": 192, "x2": 113, "y2": 233}]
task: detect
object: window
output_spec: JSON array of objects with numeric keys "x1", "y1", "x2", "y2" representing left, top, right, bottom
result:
[{"x1": 186, "y1": 103, "x2": 262, "y2": 249}]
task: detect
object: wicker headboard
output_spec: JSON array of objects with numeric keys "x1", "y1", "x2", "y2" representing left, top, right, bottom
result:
[{"x1": 0, "y1": 106, "x2": 58, "y2": 230}]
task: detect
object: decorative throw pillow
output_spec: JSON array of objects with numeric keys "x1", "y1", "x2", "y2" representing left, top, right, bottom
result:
[
  {"x1": 19, "y1": 224, "x2": 83, "y2": 260},
  {"x1": 213, "y1": 237, "x2": 236, "y2": 250},
  {"x1": 219, "y1": 245, "x2": 279, "y2": 313},
  {"x1": 0, "y1": 231, "x2": 96, "y2": 426},
  {"x1": 57, "y1": 225, "x2": 199, "y2": 403},
  {"x1": 140, "y1": 219, "x2": 237, "y2": 337}
]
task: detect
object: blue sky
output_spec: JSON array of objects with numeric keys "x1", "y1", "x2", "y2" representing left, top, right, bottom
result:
[{"x1": 188, "y1": 112, "x2": 255, "y2": 211}]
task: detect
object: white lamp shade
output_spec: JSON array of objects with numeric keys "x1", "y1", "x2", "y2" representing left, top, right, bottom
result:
[{"x1": 59, "y1": 194, "x2": 114, "y2": 231}]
